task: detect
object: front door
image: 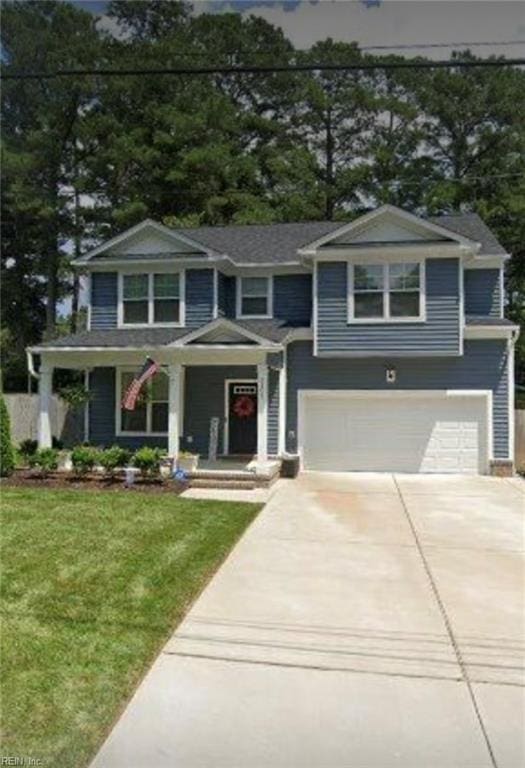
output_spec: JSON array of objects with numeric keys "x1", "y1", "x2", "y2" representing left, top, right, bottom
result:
[{"x1": 228, "y1": 382, "x2": 257, "y2": 455}]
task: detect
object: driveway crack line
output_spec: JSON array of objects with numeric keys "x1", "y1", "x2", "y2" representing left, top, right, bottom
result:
[{"x1": 392, "y1": 474, "x2": 498, "y2": 768}]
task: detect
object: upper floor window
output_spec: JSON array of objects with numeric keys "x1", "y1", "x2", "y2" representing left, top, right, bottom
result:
[
  {"x1": 237, "y1": 276, "x2": 272, "y2": 318},
  {"x1": 120, "y1": 272, "x2": 183, "y2": 326},
  {"x1": 348, "y1": 262, "x2": 424, "y2": 322}
]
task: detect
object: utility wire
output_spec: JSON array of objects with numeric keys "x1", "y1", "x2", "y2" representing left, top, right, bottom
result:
[{"x1": 3, "y1": 58, "x2": 525, "y2": 80}]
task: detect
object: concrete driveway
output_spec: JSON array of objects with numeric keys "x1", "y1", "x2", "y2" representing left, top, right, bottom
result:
[{"x1": 92, "y1": 473, "x2": 525, "y2": 768}]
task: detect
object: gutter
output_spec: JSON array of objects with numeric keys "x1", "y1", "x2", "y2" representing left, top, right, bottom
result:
[{"x1": 26, "y1": 349, "x2": 40, "y2": 380}]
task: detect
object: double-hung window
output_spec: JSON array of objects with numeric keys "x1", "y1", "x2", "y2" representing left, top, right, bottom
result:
[
  {"x1": 118, "y1": 368, "x2": 168, "y2": 434},
  {"x1": 237, "y1": 276, "x2": 272, "y2": 318},
  {"x1": 348, "y1": 262, "x2": 424, "y2": 322},
  {"x1": 121, "y1": 272, "x2": 182, "y2": 326}
]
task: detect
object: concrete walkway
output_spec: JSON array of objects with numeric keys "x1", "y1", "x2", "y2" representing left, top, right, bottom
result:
[{"x1": 92, "y1": 473, "x2": 525, "y2": 768}]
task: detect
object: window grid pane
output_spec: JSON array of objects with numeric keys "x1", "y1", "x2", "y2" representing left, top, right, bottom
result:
[
  {"x1": 154, "y1": 299, "x2": 179, "y2": 323},
  {"x1": 354, "y1": 293, "x2": 384, "y2": 318},
  {"x1": 242, "y1": 296, "x2": 268, "y2": 316},
  {"x1": 154, "y1": 273, "x2": 179, "y2": 298},
  {"x1": 354, "y1": 265, "x2": 383, "y2": 291},
  {"x1": 242, "y1": 277, "x2": 268, "y2": 297},
  {"x1": 123, "y1": 301, "x2": 148, "y2": 324},
  {"x1": 389, "y1": 263, "x2": 420, "y2": 291},
  {"x1": 123, "y1": 274, "x2": 148, "y2": 299}
]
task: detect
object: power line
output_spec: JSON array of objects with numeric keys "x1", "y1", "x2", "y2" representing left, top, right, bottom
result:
[
  {"x1": 2, "y1": 57, "x2": 525, "y2": 80},
  {"x1": 359, "y1": 40, "x2": 525, "y2": 51}
]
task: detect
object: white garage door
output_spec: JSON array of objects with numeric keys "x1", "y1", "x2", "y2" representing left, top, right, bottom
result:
[{"x1": 299, "y1": 392, "x2": 489, "y2": 474}]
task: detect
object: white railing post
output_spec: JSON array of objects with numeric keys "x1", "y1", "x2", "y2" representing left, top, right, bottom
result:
[
  {"x1": 257, "y1": 362, "x2": 268, "y2": 466},
  {"x1": 168, "y1": 363, "x2": 181, "y2": 460},
  {"x1": 38, "y1": 364, "x2": 53, "y2": 448}
]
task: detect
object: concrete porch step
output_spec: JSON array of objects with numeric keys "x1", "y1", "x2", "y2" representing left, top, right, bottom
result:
[
  {"x1": 187, "y1": 470, "x2": 257, "y2": 482},
  {"x1": 189, "y1": 478, "x2": 257, "y2": 490}
]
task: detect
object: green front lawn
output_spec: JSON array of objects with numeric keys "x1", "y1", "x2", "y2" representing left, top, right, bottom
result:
[{"x1": 1, "y1": 488, "x2": 260, "y2": 768}]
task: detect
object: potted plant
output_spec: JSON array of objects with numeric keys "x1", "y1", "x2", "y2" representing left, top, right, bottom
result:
[{"x1": 177, "y1": 451, "x2": 199, "y2": 473}]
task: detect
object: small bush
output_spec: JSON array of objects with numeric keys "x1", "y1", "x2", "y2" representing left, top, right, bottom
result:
[
  {"x1": 132, "y1": 446, "x2": 165, "y2": 478},
  {"x1": 28, "y1": 448, "x2": 59, "y2": 476},
  {"x1": 99, "y1": 446, "x2": 131, "y2": 477},
  {"x1": 0, "y1": 395, "x2": 15, "y2": 477},
  {"x1": 71, "y1": 445, "x2": 100, "y2": 476},
  {"x1": 19, "y1": 439, "x2": 38, "y2": 457}
]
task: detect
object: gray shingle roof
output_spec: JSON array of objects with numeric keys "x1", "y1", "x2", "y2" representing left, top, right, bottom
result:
[
  {"x1": 36, "y1": 319, "x2": 303, "y2": 349},
  {"x1": 85, "y1": 212, "x2": 506, "y2": 266},
  {"x1": 427, "y1": 213, "x2": 507, "y2": 256},
  {"x1": 178, "y1": 221, "x2": 340, "y2": 264},
  {"x1": 465, "y1": 316, "x2": 516, "y2": 326}
]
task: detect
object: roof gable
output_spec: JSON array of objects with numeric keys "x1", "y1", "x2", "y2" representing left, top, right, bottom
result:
[
  {"x1": 171, "y1": 318, "x2": 282, "y2": 348},
  {"x1": 77, "y1": 219, "x2": 215, "y2": 263},
  {"x1": 299, "y1": 205, "x2": 480, "y2": 254}
]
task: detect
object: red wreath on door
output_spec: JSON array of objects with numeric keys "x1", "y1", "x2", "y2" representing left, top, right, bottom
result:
[{"x1": 233, "y1": 394, "x2": 255, "y2": 419}]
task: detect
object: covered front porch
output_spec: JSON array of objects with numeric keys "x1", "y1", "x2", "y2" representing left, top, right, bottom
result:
[{"x1": 29, "y1": 331, "x2": 286, "y2": 473}]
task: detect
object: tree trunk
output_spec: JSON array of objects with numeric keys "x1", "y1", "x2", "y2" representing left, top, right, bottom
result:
[
  {"x1": 325, "y1": 106, "x2": 334, "y2": 220},
  {"x1": 45, "y1": 247, "x2": 58, "y2": 338},
  {"x1": 70, "y1": 186, "x2": 81, "y2": 334}
]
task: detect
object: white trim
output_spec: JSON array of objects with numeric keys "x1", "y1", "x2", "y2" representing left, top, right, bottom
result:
[
  {"x1": 168, "y1": 363, "x2": 181, "y2": 458},
  {"x1": 236, "y1": 275, "x2": 273, "y2": 319},
  {"x1": 499, "y1": 267, "x2": 505, "y2": 318},
  {"x1": 77, "y1": 219, "x2": 216, "y2": 263},
  {"x1": 86, "y1": 274, "x2": 92, "y2": 331},
  {"x1": 298, "y1": 205, "x2": 480, "y2": 255},
  {"x1": 257, "y1": 363, "x2": 269, "y2": 464},
  {"x1": 223, "y1": 378, "x2": 258, "y2": 455},
  {"x1": 508, "y1": 338, "x2": 515, "y2": 463},
  {"x1": 84, "y1": 369, "x2": 90, "y2": 442},
  {"x1": 464, "y1": 325, "x2": 519, "y2": 339},
  {"x1": 38, "y1": 365, "x2": 53, "y2": 449},
  {"x1": 278, "y1": 346, "x2": 287, "y2": 456},
  {"x1": 347, "y1": 259, "x2": 426, "y2": 324},
  {"x1": 313, "y1": 261, "x2": 318, "y2": 357},
  {"x1": 213, "y1": 268, "x2": 219, "y2": 320},
  {"x1": 117, "y1": 270, "x2": 186, "y2": 328},
  {"x1": 171, "y1": 317, "x2": 281, "y2": 348},
  {"x1": 115, "y1": 366, "x2": 170, "y2": 437},
  {"x1": 297, "y1": 388, "x2": 493, "y2": 473},
  {"x1": 459, "y1": 259, "x2": 464, "y2": 355},
  {"x1": 179, "y1": 365, "x2": 185, "y2": 437},
  {"x1": 464, "y1": 256, "x2": 509, "y2": 269}
]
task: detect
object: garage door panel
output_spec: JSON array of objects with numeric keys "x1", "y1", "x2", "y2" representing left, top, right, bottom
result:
[{"x1": 300, "y1": 394, "x2": 488, "y2": 474}]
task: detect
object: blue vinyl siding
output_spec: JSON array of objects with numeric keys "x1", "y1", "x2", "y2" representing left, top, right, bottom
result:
[
  {"x1": 89, "y1": 365, "x2": 280, "y2": 456},
  {"x1": 465, "y1": 269, "x2": 502, "y2": 318},
  {"x1": 286, "y1": 340, "x2": 509, "y2": 459},
  {"x1": 185, "y1": 269, "x2": 215, "y2": 327},
  {"x1": 317, "y1": 258, "x2": 460, "y2": 356},
  {"x1": 90, "y1": 273, "x2": 118, "y2": 329},
  {"x1": 273, "y1": 274, "x2": 311, "y2": 326},
  {"x1": 89, "y1": 368, "x2": 167, "y2": 449}
]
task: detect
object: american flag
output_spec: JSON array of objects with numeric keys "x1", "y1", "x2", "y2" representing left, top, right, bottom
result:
[{"x1": 122, "y1": 357, "x2": 160, "y2": 411}]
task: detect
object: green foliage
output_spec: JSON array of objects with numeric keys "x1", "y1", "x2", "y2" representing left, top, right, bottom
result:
[
  {"x1": 28, "y1": 448, "x2": 59, "y2": 476},
  {"x1": 58, "y1": 385, "x2": 91, "y2": 408},
  {"x1": 99, "y1": 446, "x2": 132, "y2": 477},
  {"x1": 132, "y1": 446, "x2": 165, "y2": 478},
  {"x1": 19, "y1": 439, "x2": 38, "y2": 457},
  {"x1": 71, "y1": 445, "x2": 100, "y2": 476},
  {"x1": 0, "y1": 395, "x2": 15, "y2": 477}
]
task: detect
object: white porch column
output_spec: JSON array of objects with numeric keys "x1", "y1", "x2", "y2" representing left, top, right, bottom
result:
[
  {"x1": 38, "y1": 364, "x2": 53, "y2": 448},
  {"x1": 168, "y1": 363, "x2": 182, "y2": 460},
  {"x1": 257, "y1": 362, "x2": 268, "y2": 465}
]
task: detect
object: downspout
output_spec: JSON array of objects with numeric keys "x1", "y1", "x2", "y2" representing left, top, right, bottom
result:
[{"x1": 26, "y1": 349, "x2": 40, "y2": 380}]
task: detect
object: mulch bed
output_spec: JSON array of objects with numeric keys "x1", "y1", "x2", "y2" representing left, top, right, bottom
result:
[{"x1": 2, "y1": 469, "x2": 186, "y2": 494}]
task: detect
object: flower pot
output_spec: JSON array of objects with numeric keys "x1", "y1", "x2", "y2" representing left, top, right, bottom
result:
[{"x1": 177, "y1": 455, "x2": 199, "y2": 474}]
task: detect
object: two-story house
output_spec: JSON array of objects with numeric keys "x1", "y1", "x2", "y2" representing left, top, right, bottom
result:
[{"x1": 29, "y1": 204, "x2": 519, "y2": 475}]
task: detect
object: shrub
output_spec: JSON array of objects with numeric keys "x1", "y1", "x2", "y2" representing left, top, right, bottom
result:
[
  {"x1": 28, "y1": 448, "x2": 59, "y2": 476},
  {"x1": 132, "y1": 446, "x2": 165, "y2": 478},
  {"x1": 0, "y1": 395, "x2": 15, "y2": 477},
  {"x1": 19, "y1": 439, "x2": 38, "y2": 457},
  {"x1": 71, "y1": 445, "x2": 100, "y2": 476},
  {"x1": 99, "y1": 446, "x2": 131, "y2": 477}
]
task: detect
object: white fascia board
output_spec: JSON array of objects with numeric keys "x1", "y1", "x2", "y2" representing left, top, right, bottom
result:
[
  {"x1": 464, "y1": 325, "x2": 519, "y2": 339},
  {"x1": 297, "y1": 204, "x2": 480, "y2": 255},
  {"x1": 78, "y1": 255, "x2": 227, "y2": 270},
  {"x1": 304, "y1": 243, "x2": 470, "y2": 262},
  {"x1": 170, "y1": 317, "x2": 281, "y2": 347},
  {"x1": 463, "y1": 256, "x2": 509, "y2": 269},
  {"x1": 76, "y1": 218, "x2": 217, "y2": 263}
]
